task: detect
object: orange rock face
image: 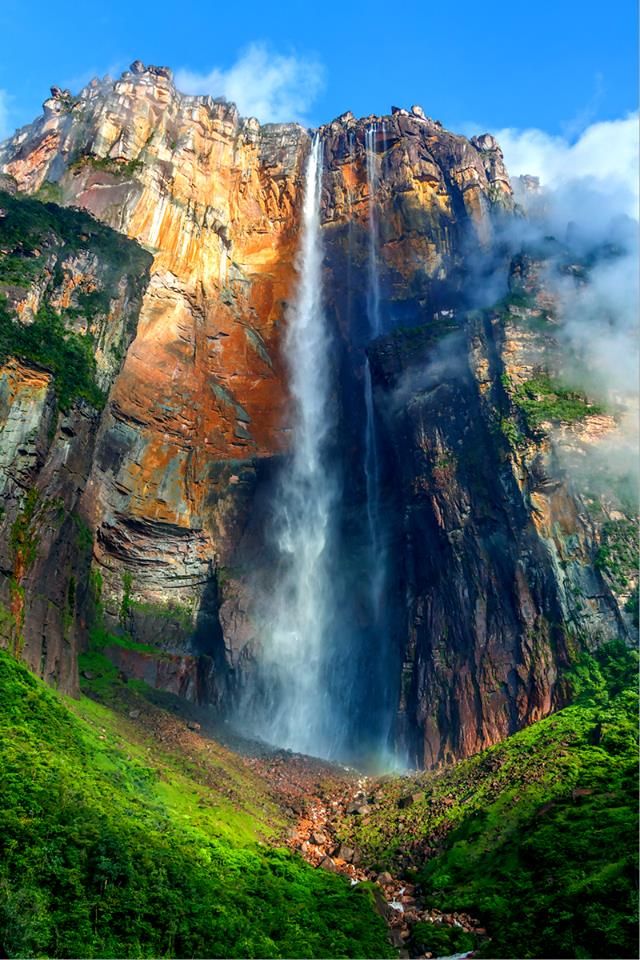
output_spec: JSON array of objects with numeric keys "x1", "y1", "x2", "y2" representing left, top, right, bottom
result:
[{"x1": 2, "y1": 70, "x2": 313, "y2": 619}]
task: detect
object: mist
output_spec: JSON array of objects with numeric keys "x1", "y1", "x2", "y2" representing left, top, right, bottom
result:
[{"x1": 496, "y1": 116, "x2": 639, "y2": 505}]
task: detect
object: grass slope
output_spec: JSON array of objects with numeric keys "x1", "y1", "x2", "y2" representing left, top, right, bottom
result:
[
  {"x1": 337, "y1": 642, "x2": 639, "y2": 959},
  {"x1": 0, "y1": 652, "x2": 393, "y2": 959}
]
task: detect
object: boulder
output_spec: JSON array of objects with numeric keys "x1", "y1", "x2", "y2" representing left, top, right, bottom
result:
[
  {"x1": 336, "y1": 844, "x2": 355, "y2": 862},
  {"x1": 398, "y1": 791, "x2": 424, "y2": 809},
  {"x1": 346, "y1": 800, "x2": 370, "y2": 814}
]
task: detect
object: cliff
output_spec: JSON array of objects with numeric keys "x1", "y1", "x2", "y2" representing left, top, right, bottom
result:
[
  {"x1": 0, "y1": 186, "x2": 151, "y2": 690},
  {"x1": 0, "y1": 64, "x2": 634, "y2": 766}
]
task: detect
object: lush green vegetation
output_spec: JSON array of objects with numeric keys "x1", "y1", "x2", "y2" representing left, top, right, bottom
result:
[
  {"x1": 129, "y1": 597, "x2": 195, "y2": 630},
  {"x1": 0, "y1": 189, "x2": 148, "y2": 282},
  {"x1": 411, "y1": 921, "x2": 476, "y2": 957},
  {"x1": 0, "y1": 301, "x2": 106, "y2": 409},
  {"x1": 496, "y1": 288, "x2": 538, "y2": 312},
  {"x1": 337, "y1": 642, "x2": 639, "y2": 959},
  {"x1": 595, "y1": 519, "x2": 639, "y2": 591},
  {"x1": 0, "y1": 189, "x2": 150, "y2": 410},
  {"x1": 512, "y1": 374, "x2": 604, "y2": 428},
  {"x1": 0, "y1": 651, "x2": 393, "y2": 958},
  {"x1": 69, "y1": 154, "x2": 144, "y2": 178}
]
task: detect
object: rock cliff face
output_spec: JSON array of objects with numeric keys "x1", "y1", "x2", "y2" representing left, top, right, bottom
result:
[
  {"x1": 0, "y1": 65, "x2": 634, "y2": 765},
  {"x1": 369, "y1": 290, "x2": 628, "y2": 766},
  {"x1": 0, "y1": 186, "x2": 151, "y2": 690}
]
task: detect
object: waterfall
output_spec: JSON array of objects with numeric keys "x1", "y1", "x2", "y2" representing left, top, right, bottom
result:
[
  {"x1": 249, "y1": 135, "x2": 340, "y2": 758},
  {"x1": 364, "y1": 122, "x2": 386, "y2": 620},
  {"x1": 365, "y1": 124, "x2": 382, "y2": 337}
]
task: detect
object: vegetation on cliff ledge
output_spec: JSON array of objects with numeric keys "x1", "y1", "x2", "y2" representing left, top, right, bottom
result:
[
  {"x1": 511, "y1": 373, "x2": 604, "y2": 428},
  {"x1": 0, "y1": 189, "x2": 150, "y2": 410},
  {"x1": 0, "y1": 300, "x2": 106, "y2": 409},
  {"x1": 0, "y1": 652, "x2": 392, "y2": 959}
]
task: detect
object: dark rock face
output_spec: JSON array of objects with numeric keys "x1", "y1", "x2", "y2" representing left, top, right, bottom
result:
[
  {"x1": 0, "y1": 66, "x2": 633, "y2": 765},
  {"x1": 368, "y1": 294, "x2": 628, "y2": 767},
  {"x1": 370, "y1": 320, "x2": 564, "y2": 766}
]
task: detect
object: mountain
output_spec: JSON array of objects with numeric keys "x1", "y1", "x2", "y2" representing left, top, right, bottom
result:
[
  {"x1": 0, "y1": 59, "x2": 638, "y2": 960},
  {"x1": 0, "y1": 62, "x2": 636, "y2": 772}
]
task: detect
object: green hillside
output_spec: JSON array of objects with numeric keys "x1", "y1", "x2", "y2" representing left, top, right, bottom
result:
[
  {"x1": 336, "y1": 642, "x2": 639, "y2": 959},
  {"x1": 0, "y1": 651, "x2": 392, "y2": 959}
]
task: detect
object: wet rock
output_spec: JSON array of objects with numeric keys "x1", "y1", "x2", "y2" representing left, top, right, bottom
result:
[{"x1": 187, "y1": 721, "x2": 201, "y2": 732}]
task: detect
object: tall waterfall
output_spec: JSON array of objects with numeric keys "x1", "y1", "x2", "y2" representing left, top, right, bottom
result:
[
  {"x1": 252, "y1": 135, "x2": 340, "y2": 757},
  {"x1": 364, "y1": 123, "x2": 386, "y2": 619}
]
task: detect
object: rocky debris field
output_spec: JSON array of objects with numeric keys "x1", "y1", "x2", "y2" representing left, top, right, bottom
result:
[{"x1": 242, "y1": 752, "x2": 487, "y2": 959}]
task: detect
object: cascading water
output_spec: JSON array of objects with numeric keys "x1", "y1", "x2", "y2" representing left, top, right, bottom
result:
[
  {"x1": 247, "y1": 135, "x2": 341, "y2": 758},
  {"x1": 239, "y1": 126, "x2": 401, "y2": 766},
  {"x1": 363, "y1": 122, "x2": 387, "y2": 619},
  {"x1": 365, "y1": 124, "x2": 383, "y2": 338}
]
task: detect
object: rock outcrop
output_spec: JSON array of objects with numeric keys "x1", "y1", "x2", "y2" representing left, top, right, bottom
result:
[{"x1": 0, "y1": 63, "x2": 633, "y2": 764}]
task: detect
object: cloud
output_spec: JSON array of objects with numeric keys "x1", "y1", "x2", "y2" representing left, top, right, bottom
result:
[
  {"x1": 479, "y1": 114, "x2": 639, "y2": 495},
  {"x1": 175, "y1": 44, "x2": 324, "y2": 124},
  {"x1": 493, "y1": 114, "x2": 639, "y2": 221}
]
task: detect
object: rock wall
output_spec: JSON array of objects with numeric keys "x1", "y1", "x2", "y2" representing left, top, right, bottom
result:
[
  {"x1": 1, "y1": 64, "x2": 311, "y2": 700},
  {"x1": 369, "y1": 252, "x2": 632, "y2": 766},
  {"x1": 0, "y1": 187, "x2": 151, "y2": 690}
]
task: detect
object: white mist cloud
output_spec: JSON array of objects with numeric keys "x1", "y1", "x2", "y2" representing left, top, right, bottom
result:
[
  {"x1": 494, "y1": 114, "x2": 639, "y2": 220},
  {"x1": 176, "y1": 44, "x2": 324, "y2": 124},
  {"x1": 486, "y1": 114, "x2": 639, "y2": 496}
]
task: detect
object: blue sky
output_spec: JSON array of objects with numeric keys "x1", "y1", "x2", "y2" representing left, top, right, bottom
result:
[{"x1": 0, "y1": 0, "x2": 637, "y2": 139}]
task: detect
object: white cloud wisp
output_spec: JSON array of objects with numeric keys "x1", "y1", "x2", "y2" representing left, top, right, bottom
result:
[{"x1": 176, "y1": 44, "x2": 324, "y2": 124}]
